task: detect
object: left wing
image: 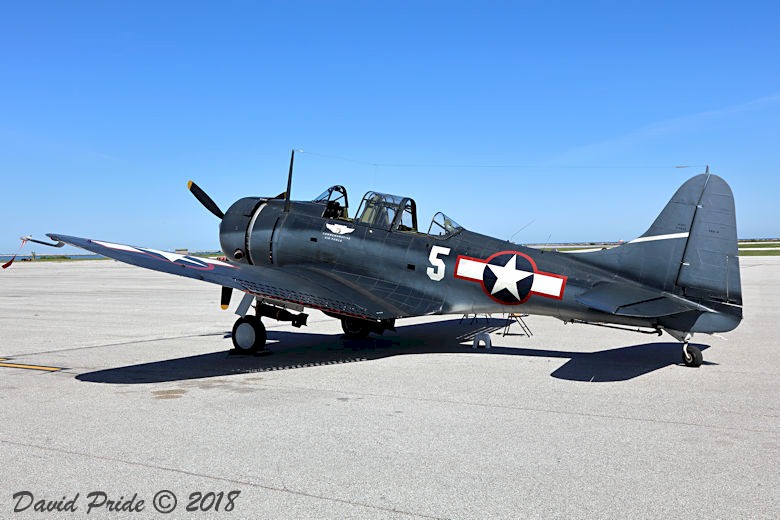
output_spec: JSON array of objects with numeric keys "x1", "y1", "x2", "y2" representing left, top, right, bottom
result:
[{"x1": 47, "y1": 234, "x2": 441, "y2": 320}]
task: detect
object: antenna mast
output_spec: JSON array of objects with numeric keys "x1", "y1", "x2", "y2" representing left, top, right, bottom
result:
[{"x1": 284, "y1": 149, "x2": 295, "y2": 212}]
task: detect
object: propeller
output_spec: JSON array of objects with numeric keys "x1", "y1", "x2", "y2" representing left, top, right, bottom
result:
[
  {"x1": 188, "y1": 150, "x2": 297, "y2": 308},
  {"x1": 187, "y1": 180, "x2": 225, "y2": 219},
  {"x1": 186, "y1": 181, "x2": 232, "y2": 307}
]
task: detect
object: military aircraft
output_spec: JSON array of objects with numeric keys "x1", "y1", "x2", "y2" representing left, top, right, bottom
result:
[{"x1": 38, "y1": 152, "x2": 741, "y2": 367}]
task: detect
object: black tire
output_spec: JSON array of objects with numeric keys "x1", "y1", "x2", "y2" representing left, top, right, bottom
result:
[
  {"x1": 682, "y1": 344, "x2": 703, "y2": 367},
  {"x1": 341, "y1": 317, "x2": 372, "y2": 339},
  {"x1": 231, "y1": 316, "x2": 267, "y2": 353}
]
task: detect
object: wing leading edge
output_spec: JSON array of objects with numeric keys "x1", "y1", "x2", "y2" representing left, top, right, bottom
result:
[{"x1": 47, "y1": 234, "x2": 436, "y2": 321}]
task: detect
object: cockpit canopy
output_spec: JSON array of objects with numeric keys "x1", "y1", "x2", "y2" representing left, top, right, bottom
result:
[
  {"x1": 427, "y1": 211, "x2": 463, "y2": 237},
  {"x1": 313, "y1": 186, "x2": 463, "y2": 237},
  {"x1": 313, "y1": 185, "x2": 349, "y2": 219},
  {"x1": 356, "y1": 192, "x2": 417, "y2": 231}
]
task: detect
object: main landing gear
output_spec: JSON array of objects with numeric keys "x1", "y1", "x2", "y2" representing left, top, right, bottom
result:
[
  {"x1": 339, "y1": 316, "x2": 396, "y2": 339},
  {"x1": 229, "y1": 295, "x2": 394, "y2": 352},
  {"x1": 341, "y1": 317, "x2": 373, "y2": 339},
  {"x1": 229, "y1": 295, "x2": 309, "y2": 355},
  {"x1": 231, "y1": 315, "x2": 267, "y2": 354}
]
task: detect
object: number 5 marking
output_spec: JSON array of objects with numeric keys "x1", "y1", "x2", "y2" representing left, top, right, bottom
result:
[{"x1": 427, "y1": 246, "x2": 451, "y2": 281}]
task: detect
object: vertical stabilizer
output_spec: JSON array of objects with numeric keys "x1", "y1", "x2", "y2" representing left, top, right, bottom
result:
[{"x1": 573, "y1": 173, "x2": 741, "y2": 306}]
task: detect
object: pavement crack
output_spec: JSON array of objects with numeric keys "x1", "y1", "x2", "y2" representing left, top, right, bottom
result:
[{"x1": 6, "y1": 332, "x2": 229, "y2": 358}]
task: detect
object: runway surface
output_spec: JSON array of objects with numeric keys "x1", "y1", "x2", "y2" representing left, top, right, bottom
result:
[{"x1": 1, "y1": 258, "x2": 778, "y2": 519}]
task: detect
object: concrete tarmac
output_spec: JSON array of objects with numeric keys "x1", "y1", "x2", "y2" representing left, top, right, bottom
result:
[{"x1": 1, "y1": 258, "x2": 778, "y2": 519}]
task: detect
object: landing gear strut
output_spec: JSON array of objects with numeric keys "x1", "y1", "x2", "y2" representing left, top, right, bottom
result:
[{"x1": 231, "y1": 315, "x2": 267, "y2": 354}]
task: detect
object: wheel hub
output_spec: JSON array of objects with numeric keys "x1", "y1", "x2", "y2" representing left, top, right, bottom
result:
[{"x1": 234, "y1": 322, "x2": 256, "y2": 349}]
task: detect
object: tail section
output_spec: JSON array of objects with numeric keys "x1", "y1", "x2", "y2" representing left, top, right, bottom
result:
[{"x1": 574, "y1": 172, "x2": 741, "y2": 306}]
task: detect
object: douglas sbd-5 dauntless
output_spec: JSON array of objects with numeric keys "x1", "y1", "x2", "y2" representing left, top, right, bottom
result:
[{"x1": 37, "y1": 152, "x2": 741, "y2": 367}]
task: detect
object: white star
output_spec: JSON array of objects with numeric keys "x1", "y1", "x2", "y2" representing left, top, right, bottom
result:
[{"x1": 487, "y1": 255, "x2": 533, "y2": 300}]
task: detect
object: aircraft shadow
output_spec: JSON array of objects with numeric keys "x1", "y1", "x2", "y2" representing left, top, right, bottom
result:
[{"x1": 75, "y1": 318, "x2": 710, "y2": 385}]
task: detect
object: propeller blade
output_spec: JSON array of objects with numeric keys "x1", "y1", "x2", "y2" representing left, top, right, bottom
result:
[
  {"x1": 188, "y1": 180, "x2": 225, "y2": 219},
  {"x1": 221, "y1": 286, "x2": 232, "y2": 310}
]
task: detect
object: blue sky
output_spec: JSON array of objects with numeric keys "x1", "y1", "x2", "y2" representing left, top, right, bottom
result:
[{"x1": 2, "y1": 1, "x2": 778, "y2": 254}]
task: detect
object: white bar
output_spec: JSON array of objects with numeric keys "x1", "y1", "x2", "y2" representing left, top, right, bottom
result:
[
  {"x1": 559, "y1": 248, "x2": 605, "y2": 253},
  {"x1": 456, "y1": 258, "x2": 485, "y2": 281},
  {"x1": 531, "y1": 273, "x2": 564, "y2": 297},
  {"x1": 92, "y1": 240, "x2": 141, "y2": 253},
  {"x1": 628, "y1": 232, "x2": 689, "y2": 244}
]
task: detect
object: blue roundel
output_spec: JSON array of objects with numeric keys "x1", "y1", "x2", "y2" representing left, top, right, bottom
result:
[{"x1": 481, "y1": 253, "x2": 535, "y2": 304}]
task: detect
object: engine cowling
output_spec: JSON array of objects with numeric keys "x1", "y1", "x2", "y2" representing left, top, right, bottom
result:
[
  {"x1": 219, "y1": 197, "x2": 263, "y2": 263},
  {"x1": 219, "y1": 197, "x2": 284, "y2": 265}
]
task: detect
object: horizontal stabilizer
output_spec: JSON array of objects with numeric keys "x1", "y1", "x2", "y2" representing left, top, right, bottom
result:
[{"x1": 576, "y1": 282, "x2": 711, "y2": 318}]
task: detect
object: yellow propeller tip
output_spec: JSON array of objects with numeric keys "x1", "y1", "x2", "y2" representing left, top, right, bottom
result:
[
  {"x1": 187, "y1": 180, "x2": 193, "y2": 190},
  {"x1": 220, "y1": 304, "x2": 229, "y2": 310}
]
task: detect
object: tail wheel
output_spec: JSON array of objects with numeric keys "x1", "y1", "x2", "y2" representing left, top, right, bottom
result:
[
  {"x1": 232, "y1": 315, "x2": 267, "y2": 353},
  {"x1": 682, "y1": 344, "x2": 703, "y2": 367},
  {"x1": 341, "y1": 317, "x2": 372, "y2": 339}
]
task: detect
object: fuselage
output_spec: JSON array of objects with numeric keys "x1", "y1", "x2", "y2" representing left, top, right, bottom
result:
[{"x1": 218, "y1": 195, "x2": 739, "y2": 333}]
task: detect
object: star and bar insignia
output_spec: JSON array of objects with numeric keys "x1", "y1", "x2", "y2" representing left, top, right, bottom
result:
[{"x1": 454, "y1": 251, "x2": 566, "y2": 304}]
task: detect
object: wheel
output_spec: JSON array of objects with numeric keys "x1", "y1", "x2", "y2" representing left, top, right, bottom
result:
[
  {"x1": 341, "y1": 317, "x2": 372, "y2": 339},
  {"x1": 682, "y1": 344, "x2": 703, "y2": 367},
  {"x1": 231, "y1": 316, "x2": 266, "y2": 353}
]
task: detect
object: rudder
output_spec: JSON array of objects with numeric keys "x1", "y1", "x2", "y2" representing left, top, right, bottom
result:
[{"x1": 676, "y1": 174, "x2": 741, "y2": 305}]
